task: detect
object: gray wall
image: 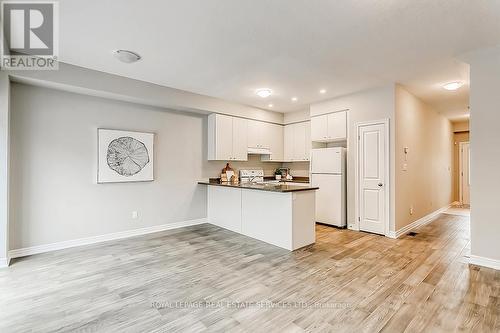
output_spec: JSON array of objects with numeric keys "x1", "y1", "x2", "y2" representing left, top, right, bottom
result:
[
  {"x1": 467, "y1": 46, "x2": 500, "y2": 262},
  {"x1": 10, "y1": 62, "x2": 284, "y2": 124},
  {"x1": 0, "y1": 72, "x2": 9, "y2": 262},
  {"x1": 9, "y1": 83, "x2": 280, "y2": 249}
]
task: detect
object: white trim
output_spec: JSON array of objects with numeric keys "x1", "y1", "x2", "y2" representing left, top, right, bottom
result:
[
  {"x1": 469, "y1": 255, "x2": 500, "y2": 270},
  {"x1": 354, "y1": 119, "x2": 390, "y2": 236},
  {"x1": 310, "y1": 108, "x2": 350, "y2": 119},
  {"x1": 389, "y1": 203, "x2": 452, "y2": 239},
  {"x1": 458, "y1": 141, "x2": 470, "y2": 205},
  {"x1": 8, "y1": 218, "x2": 207, "y2": 259},
  {"x1": 0, "y1": 257, "x2": 10, "y2": 268}
]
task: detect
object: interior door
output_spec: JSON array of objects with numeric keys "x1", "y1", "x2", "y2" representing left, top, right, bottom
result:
[
  {"x1": 358, "y1": 122, "x2": 387, "y2": 235},
  {"x1": 460, "y1": 142, "x2": 470, "y2": 205}
]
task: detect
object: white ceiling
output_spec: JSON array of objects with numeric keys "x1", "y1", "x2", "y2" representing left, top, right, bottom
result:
[{"x1": 59, "y1": 1, "x2": 500, "y2": 119}]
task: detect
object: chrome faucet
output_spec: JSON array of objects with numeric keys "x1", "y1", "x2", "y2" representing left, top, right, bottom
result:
[{"x1": 248, "y1": 175, "x2": 260, "y2": 183}]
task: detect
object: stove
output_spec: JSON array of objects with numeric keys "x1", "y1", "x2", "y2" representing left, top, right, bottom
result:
[{"x1": 239, "y1": 169, "x2": 264, "y2": 183}]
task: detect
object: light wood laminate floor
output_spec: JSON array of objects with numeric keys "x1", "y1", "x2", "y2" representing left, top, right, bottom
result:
[{"x1": 0, "y1": 213, "x2": 498, "y2": 332}]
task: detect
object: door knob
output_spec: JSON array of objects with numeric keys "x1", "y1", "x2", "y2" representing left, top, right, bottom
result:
[{"x1": 378, "y1": 183, "x2": 383, "y2": 187}]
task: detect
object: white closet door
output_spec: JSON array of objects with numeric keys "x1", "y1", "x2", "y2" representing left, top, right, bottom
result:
[{"x1": 358, "y1": 122, "x2": 387, "y2": 235}]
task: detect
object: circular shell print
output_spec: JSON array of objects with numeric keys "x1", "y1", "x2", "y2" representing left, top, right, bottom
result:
[{"x1": 107, "y1": 136, "x2": 150, "y2": 176}]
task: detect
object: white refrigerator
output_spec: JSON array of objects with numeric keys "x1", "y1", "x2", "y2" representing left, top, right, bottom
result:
[{"x1": 310, "y1": 147, "x2": 346, "y2": 227}]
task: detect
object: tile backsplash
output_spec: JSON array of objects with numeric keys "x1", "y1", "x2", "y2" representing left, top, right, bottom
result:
[{"x1": 205, "y1": 155, "x2": 310, "y2": 179}]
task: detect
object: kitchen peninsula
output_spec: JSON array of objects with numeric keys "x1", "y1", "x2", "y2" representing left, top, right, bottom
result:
[{"x1": 198, "y1": 180, "x2": 318, "y2": 250}]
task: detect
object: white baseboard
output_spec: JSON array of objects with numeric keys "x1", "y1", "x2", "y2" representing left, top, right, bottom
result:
[
  {"x1": 8, "y1": 218, "x2": 207, "y2": 259},
  {"x1": 469, "y1": 255, "x2": 500, "y2": 270},
  {"x1": 0, "y1": 257, "x2": 11, "y2": 268},
  {"x1": 390, "y1": 203, "x2": 452, "y2": 239},
  {"x1": 385, "y1": 231, "x2": 397, "y2": 239}
]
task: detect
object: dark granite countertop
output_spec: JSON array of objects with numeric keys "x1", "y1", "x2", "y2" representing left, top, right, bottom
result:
[
  {"x1": 198, "y1": 180, "x2": 318, "y2": 193},
  {"x1": 263, "y1": 176, "x2": 310, "y2": 183}
]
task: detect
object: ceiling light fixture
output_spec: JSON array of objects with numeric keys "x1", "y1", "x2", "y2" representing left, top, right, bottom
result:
[
  {"x1": 113, "y1": 50, "x2": 141, "y2": 63},
  {"x1": 291, "y1": 97, "x2": 298, "y2": 102},
  {"x1": 256, "y1": 88, "x2": 272, "y2": 98},
  {"x1": 268, "y1": 103, "x2": 273, "y2": 108},
  {"x1": 319, "y1": 89, "x2": 326, "y2": 94},
  {"x1": 443, "y1": 82, "x2": 463, "y2": 91}
]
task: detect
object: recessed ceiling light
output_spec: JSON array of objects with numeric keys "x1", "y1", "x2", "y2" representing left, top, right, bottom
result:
[
  {"x1": 268, "y1": 103, "x2": 273, "y2": 108},
  {"x1": 256, "y1": 88, "x2": 272, "y2": 98},
  {"x1": 443, "y1": 82, "x2": 463, "y2": 91},
  {"x1": 319, "y1": 89, "x2": 326, "y2": 94},
  {"x1": 113, "y1": 50, "x2": 141, "y2": 63},
  {"x1": 291, "y1": 97, "x2": 298, "y2": 102}
]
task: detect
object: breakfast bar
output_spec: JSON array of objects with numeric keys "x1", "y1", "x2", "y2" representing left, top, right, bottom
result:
[{"x1": 198, "y1": 180, "x2": 318, "y2": 250}]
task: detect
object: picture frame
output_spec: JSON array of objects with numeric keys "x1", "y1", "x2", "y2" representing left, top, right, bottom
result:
[{"x1": 97, "y1": 128, "x2": 154, "y2": 183}]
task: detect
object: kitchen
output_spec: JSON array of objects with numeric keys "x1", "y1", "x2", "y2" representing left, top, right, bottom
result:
[{"x1": 199, "y1": 110, "x2": 348, "y2": 250}]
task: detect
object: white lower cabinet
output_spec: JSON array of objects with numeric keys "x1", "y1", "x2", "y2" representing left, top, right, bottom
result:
[
  {"x1": 285, "y1": 182, "x2": 310, "y2": 186},
  {"x1": 207, "y1": 187, "x2": 316, "y2": 250},
  {"x1": 207, "y1": 186, "x2": 242, "y2": 233}
]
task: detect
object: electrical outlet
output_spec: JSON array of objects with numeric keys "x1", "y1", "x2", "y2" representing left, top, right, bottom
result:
[
  {"x1": 409, "y1": 206, "x2": 414, "y2": 215},
  {"x1": 132, "y1": 211, "x2": 138, "y2": 219}
]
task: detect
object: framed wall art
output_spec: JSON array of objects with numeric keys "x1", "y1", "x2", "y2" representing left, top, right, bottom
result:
[{"x1": 97, "y1": 129, "x2": 154, "y2": 183}]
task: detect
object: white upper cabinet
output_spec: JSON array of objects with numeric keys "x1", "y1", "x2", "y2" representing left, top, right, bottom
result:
[
  {"x1": 311, "y1": 115, "x2": 328, "y2": 141},
  {"x1": 247, "y1": 120, "x2": 271, "y2": 149},
  {"x1": 293, "y1": 122, "x2": 306, "y2": 161},
  {"x1": 247, "y1": 120, "x2": 261, "y2": 148},
  {"x1": 232, "y1": 117, "x2": 249, "y2": 160},
  {"x1": 284, "y1": 124, "x2": 293, "y2": 161},
  {"x1": 211, "y1": 114, "x2": 233, "y2": 160},
  {"x1": 327, "y1": 111, "x2": 347, "y2": 140},
  {"x1": 208, "y1": 114, "x2": 248, "y2": 161},
  {"x1": 311, "y1": 110, "x2": 347, "y2": 142},
  {"x1": 208, "y1": 114, "x2": 311, "y2": 162},
  {"x1": 261, "y1": 123, "x2": 284, "y2": 161},
  {"x1": 260, "y1": 122, "x2": 273, "y2": 149},
  {"x1": 284, "y1": 121, "x2": 311, "y2": 162}
]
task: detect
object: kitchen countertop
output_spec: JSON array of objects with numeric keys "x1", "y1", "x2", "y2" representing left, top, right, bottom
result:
[
  {"x1": 263, "y1": 176, "x2": 310, "y2": 183},
  {"x1": 198, "y1": 180, "x2": 318, "y2": 193}
]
